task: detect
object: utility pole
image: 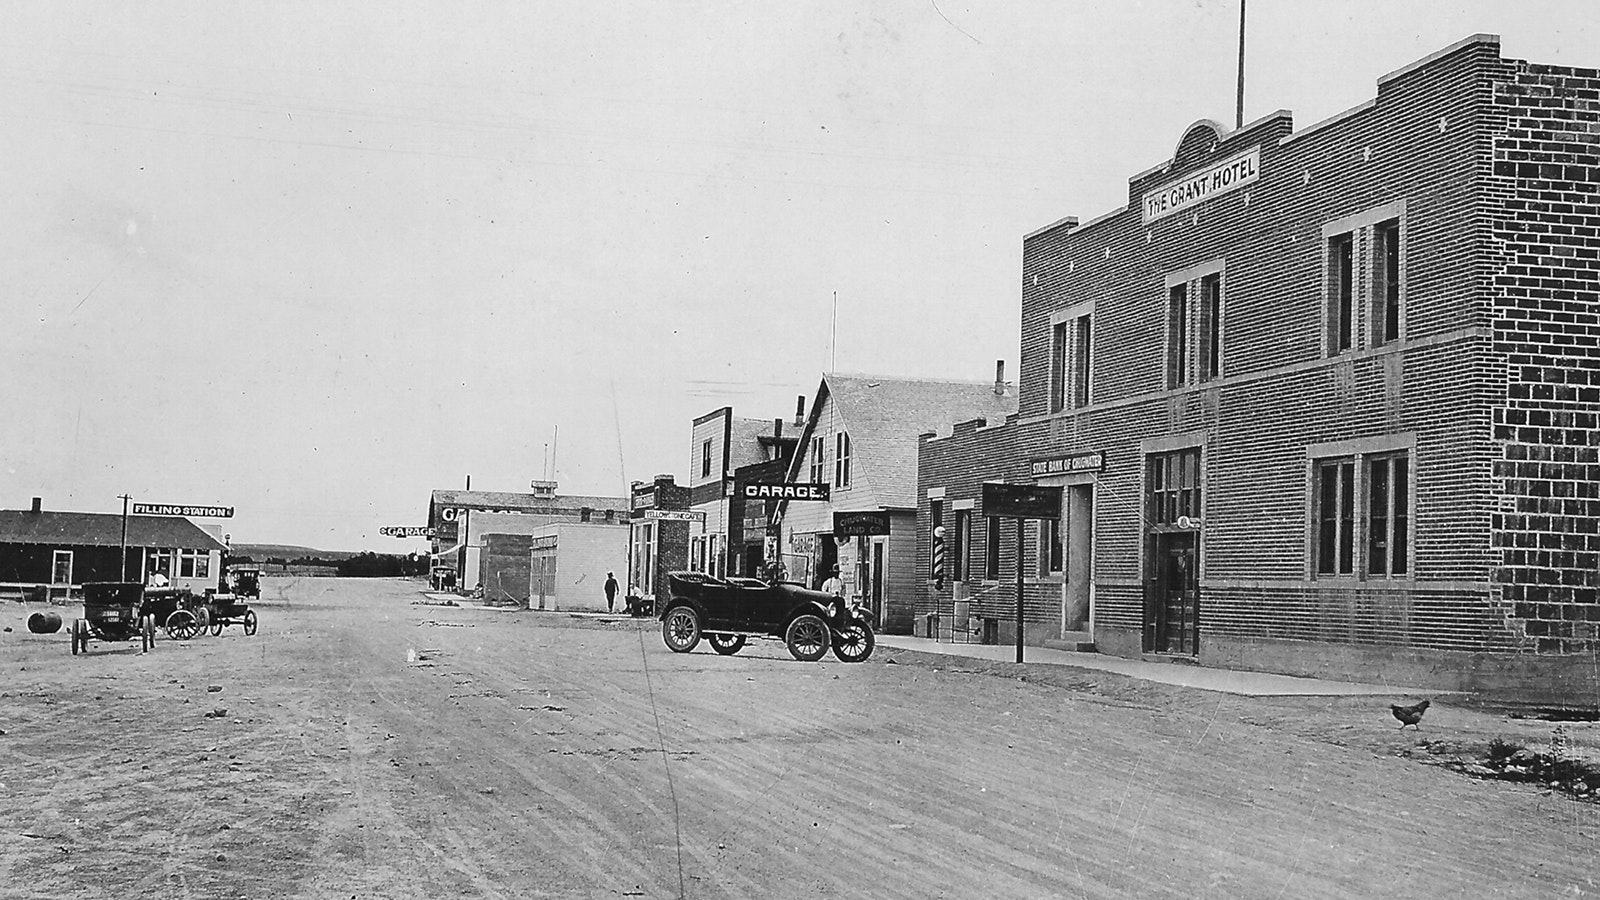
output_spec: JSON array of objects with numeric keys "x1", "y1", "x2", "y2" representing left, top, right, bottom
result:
[
  {"x1": 118, "y1": 494, "x2": 132, "y2": 581},
  {"x1": 1236, "y1": 0, "x2": 1247, "y2": 129}
]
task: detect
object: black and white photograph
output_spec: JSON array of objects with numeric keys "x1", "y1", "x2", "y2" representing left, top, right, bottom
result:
[{"x1": 3, "y1": 2, "x2": 1599, "y2": 897}]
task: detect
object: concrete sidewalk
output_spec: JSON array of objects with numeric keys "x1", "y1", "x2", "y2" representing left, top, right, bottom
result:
[{"x1": 877, "y1": 635, "x2": 1415, "y2": 698}]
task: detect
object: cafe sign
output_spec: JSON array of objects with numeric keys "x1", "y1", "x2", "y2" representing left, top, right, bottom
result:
[
  {"x1": 1142, "y1": 145, "x2": 1260, "y2": 223},
  {"x1": 1031, "y1": 450, "x2": 1105, "y2": 478}
]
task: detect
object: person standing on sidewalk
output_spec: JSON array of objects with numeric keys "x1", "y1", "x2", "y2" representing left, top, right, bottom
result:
[
  {"x1": 821, "y1": 565, "x2": 844, "y2": 598},
  {"x1": 603, "y1": 572, "x2": 619, "y2": 613}
]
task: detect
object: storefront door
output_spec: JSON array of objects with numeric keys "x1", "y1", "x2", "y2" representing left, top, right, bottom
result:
[
  {"x1": 869, "y1": 538, "x2": 886, "y2": 627},
  {"x1": 1148, "y1": 531, "x2": 1199, "y2": 654}
]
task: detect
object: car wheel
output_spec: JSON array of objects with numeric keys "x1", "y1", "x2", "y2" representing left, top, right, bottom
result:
[
  {"x1": 210, "y1": 619, "x2": 224, "y2": 637},
  {"x1": 243, "y1": 609, "x2": 258, "y2": 636},
  {"x1": 166, "y1": 609, "x2": 200, "y2": 641},
  {"x1": 785, "y1": 614, "x2": 830, "y2": 662},
  {"x1": 708, "y1": 633, "x2": 745, "y2": 656},
  {"x1": 662, "y1": 607, "x2": 701, "y2": 653},
  {"x1": 831, "y1": 624, "x2": 875, "y2": 662}
]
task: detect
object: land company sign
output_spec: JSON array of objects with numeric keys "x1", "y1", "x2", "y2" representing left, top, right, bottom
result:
[{"x1": 1141, "y1": 146, "x2": 1260, "y2": 223}]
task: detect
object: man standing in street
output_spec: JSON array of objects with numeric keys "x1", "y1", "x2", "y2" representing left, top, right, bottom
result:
[{"x1": 604, "y1": 571, "x2": 619, "y2": 613}]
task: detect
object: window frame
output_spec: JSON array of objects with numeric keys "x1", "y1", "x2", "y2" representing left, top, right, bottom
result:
[
  {"x1": 701, "y1": 438, "x2": 713, "y2": 478},
  {"x1": 1307, "y1": 437, "x2": 1415, "y2": 582},
  {"x1": 1166, "y1": 282, "x2": 1189, "y2": 389},
  {"x1": 951, "y1": 508, "x2": 970, "y2": 582},
  {"x1": 1199, "y1": 272, "x2": 1223, "y2": 382},
  {"x1": 809, "y1": 435, "x2": 825, "y2": 484},
  {"x1": 834, "y1": 431, "x2": 852, "y2": 488},
  {"x1": 1322, "y1": 201, "x2": 1407, "y2": 356},
  {"x1": 984, "y1": 515, "x2": 1001, "y2": 580},
  {"x1": 1372, "y1": 218, "x2": 1403, "y2": 346},
  {"x1": 1049, "y1": 301, "x2": 1094, "y2": 412}
]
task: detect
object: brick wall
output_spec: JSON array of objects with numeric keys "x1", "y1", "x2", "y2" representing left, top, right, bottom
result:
[{"x1": 1489, "y1": 59, "x2": 1600, "y2": 655}]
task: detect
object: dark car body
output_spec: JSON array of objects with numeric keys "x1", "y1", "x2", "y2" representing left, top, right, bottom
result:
[{"x1": 658, "y1": 571, "x2": 875, "y2": 662}]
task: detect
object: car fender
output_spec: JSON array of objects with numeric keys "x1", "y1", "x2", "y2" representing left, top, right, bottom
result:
[{"x1": 658, "y1": 597, "x2": 706, "y2": 623}]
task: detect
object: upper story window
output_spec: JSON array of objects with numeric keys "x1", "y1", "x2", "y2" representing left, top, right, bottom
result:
[
  {"x1": 1148, "y1": 448, "x2": 1201, "y2": 526},
  {"x1": 1372, "y1": 219, "x2": 1402, "y2": 346},
  {"x1": 1199, "y1": 272, "x2": 1223, "y2": 381},
  {"x1": 809, "y1": 435, "x2": 825, "y2": 484},
  {"x1": 1166, "y1": 284, "x2": 1189, "y2": 388},
  {"x1": 1050, "y1": 301, "x2": 1094, "y2": 412},
  {"x1": 1323, "y1": 201, "x2": 1406, "y2": 356},
  {"x1": 1164, "y1": 261, "x2": 1224, "y2": 389},
  {"x1": 701, "y1": 438, "x2": 713, "y2": 478},
  {"x1": 834, "y1": 432, "x2": 852, "y2": 488}
]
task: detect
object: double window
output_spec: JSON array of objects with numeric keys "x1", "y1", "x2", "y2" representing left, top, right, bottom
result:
[
  {"x1": 179, "y1": 550, "x2": 211, "y2": 579},
  {"x1": 1324, "y1": 202, "x2": 1405, "y2": 355},
  {"x1": 1311, "y1": 447, "x2": 1411, "y2": 578},
  {"x1": 1049, "y1": 303, "x2": 1093, "y2": 412},
  {"x1": 1164, "y1": 263, "x2": 1224, "y2": 388}
]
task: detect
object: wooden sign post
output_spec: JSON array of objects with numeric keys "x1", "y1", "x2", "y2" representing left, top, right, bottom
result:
[{"x1": 982, "y1": 482, "x2": 1062, "y2": 663}]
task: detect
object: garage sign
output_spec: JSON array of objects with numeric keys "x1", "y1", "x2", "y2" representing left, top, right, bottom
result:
[
  {"x1": 380, "y1": 526, "x2": 435, "y2": 538},
  {"x1": 742, "y1": 482, "x2": 831, "y2": 501}
]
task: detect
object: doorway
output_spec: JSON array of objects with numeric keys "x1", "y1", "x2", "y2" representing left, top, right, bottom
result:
[
  {"x1": 868, "y1": 538, "x2": 886, "y2": 628},
  {"x1": 1148, "y1": 531, "x2": 1198, "y2": 654},
  {"x1": 1063, "y1": 485, "x2": 1093, "y2": 635}
]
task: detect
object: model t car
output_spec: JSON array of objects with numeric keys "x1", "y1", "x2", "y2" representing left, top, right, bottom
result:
[
  {"x1": 203, "y1": 566, "x2": 260, "y2": 636},
  {"x1": 71, "y1": 582, "x2": 209, "y2": 654},
  {"x1": 658, "y1": 571, "x2": 874, "y2": 662}
]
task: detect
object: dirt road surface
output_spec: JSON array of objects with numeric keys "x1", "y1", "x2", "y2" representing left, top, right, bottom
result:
[{"x1": 3, "y1": 577, "x2": 1597, "y2": 899}]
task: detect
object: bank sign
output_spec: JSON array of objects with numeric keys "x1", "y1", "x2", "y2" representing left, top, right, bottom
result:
[
  {"x1": 1031, "y1": 451, "x2": 1105, "y2": 478},
  {"x1": 1142, "y1": 146, "x2": 1260, "y2": 224},
  {"x1": 133, "y1": 503, "x2": 233, "y2": 518}
]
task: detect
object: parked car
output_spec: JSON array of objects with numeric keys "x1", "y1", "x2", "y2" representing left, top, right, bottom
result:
[{"x1": 658, "y1": 571, "x2": 874, "y2": 662}]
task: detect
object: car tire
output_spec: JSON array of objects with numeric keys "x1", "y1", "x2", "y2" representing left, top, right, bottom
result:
[
  {"x1": 662, "y1": 607, "x2": 701, "y2": 653},
  {"x1": 708, "y1": 633, "x2": 745, "y2": 656},
  {"x1": 71, "y1": 619, "x2": 83, "y2": 655},
  {"x1": 831, "y1": 623, "x2": 875, "y2": 662},
  {"x1": 243, "y1": 609, "x2": 258, "y2": 636},
  {"x1": 784, "y1": 614, "x2": 830, "y2": 662}
]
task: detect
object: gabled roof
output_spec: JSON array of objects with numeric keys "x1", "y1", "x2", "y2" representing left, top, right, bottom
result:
[
  {"x1": 0, "y1": 510, "x2": 227, "y2": 551},
  {"x1": 787, "y1": 373, "x2": 1017, "y2": 510}
]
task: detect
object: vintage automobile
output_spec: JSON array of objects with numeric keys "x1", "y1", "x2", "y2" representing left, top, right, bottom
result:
[
  {"x1": 658, "y1": 571, "x2": 875, "y2": 662},
  {"x1": 71, "y1": 582, "x2": 209, "y2": 654}
]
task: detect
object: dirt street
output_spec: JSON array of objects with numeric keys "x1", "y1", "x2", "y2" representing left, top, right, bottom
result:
[{"x1": 2, "y1": 577, "x2": 1597, "y2": 899}]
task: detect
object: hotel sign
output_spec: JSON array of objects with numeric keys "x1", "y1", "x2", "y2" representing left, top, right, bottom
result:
[
  {"x1": 1031, "y1": 451, "x2": 1105, "y2": 478},
  {"x1": 1141, "y1": 146, "x2": 1260, "y2": 223}
]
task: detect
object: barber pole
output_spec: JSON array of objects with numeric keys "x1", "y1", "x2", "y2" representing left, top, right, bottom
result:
[{"x1": 932, "y1": 525, "x2": 946, "y2": 589}]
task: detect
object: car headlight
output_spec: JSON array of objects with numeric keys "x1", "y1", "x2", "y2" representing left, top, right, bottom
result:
[{"x1": 827, "y1": 602, "x2": 838, "y2": 618}]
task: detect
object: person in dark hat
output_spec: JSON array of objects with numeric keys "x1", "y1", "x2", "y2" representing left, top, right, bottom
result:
[
  {"x1": 603, "y1": 571, "x2": 619, "y2": 613},
  {"x1": 821, "y1": 564, "x2": 844, "y2": 598}
]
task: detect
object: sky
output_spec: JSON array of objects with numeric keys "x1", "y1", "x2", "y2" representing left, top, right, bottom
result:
[{"x1": 2, "y1": 1, "x2": 1595, "y2": 551}]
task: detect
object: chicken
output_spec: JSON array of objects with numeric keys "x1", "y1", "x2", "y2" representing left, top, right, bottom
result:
[{"x1": 1391, "y1": 699, "x2": 1431, "y2": 730}]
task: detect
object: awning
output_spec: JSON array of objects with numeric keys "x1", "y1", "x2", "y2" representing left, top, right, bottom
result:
[{"x1": 429, "y1": 543, "x2": 464, "y2": 559}]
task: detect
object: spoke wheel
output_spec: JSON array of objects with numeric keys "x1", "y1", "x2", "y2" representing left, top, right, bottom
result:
[
  {"x1": 831, "y1": 623, "x2": 875, "y2": 662},
  {"x1": 708, "y1": 633, "x2": 746, "y2": 656},
  {"x1": 165, "y1": 609, "x2": 200, "y2": 641},
  {"x1": 243, "y1": 609, "x2": 258, "y2": 636},
  {"x1": 210, "y1": 619, "x2": 224, "y2": 636},
  {"x1": 785, "y1": 614, "x2": 830, "y2": 662},
  {"x1": 661, "y1": 607, "x2": 701, "y2": 653}
]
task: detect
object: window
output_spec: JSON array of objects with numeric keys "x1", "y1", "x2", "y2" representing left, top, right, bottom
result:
[
  {"x1": 179, "y1": 550, "x2": 211, "y2": 579},
  {"x1": 148, "y1": 549, "x2": 174, "y2": 578},
  {"x1": 1372, "y1": 219, "x2": 1402, "y2": 345},
  {"x1": 834, "y1": 432, "x2": 851, "y2": 488},
  {"x1": 1148, "y1": 448, "x2": 1202, "y2": 526},
  {"x1": 929, "y1": 500, "x2": 944, "y2": 579},
  {"x1": 985, "y1": 516, "x2": 1001, "y2": 580},
  {"x1": 701, "y1": 439, "x2": 713, "y2": 478},
  {"x1": 1050, "y1": 310, "x2": 1093, "y2": 411},
  {"x1": 1050, "y1": 321, "x2": 1068, "y2": 413},
  {"x1": 1328, "y1": 232, "x2": 1355, "y2": 354},
  {"x1": 1314, "y1": 459, "x2": 1356, "y2": 576},
  {"x1": 1073, "y1": 315, "x2": 1092, "y2": 408},
  {"x1": 1167, "y1": 283, "x2": 1189, "y2": 388},
  {"x1": 809, "y1": 436, "x2": 825, "y2": 484},
  {"x1": 1199, "y1": 273, "x2": 1223, "y2": 381},
  {"x1": 1367, "y1": 454, "x2": 1409, "y2": 577},
  {"x1": 1038, "y1": 517, "x2": 1062, "y2": 576},
  {"x1": 951, "y1": 509, "x2": 970, "y2": 581}
]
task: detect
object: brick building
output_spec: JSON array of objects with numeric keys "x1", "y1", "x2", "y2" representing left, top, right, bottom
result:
[{"x1": 918, "y1": 35, "x2": 1600, "y2": 702}]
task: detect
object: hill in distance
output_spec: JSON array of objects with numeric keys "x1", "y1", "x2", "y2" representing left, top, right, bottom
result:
[{"x1": 230, "y1": 543, "x2": 361, "y2": 562}]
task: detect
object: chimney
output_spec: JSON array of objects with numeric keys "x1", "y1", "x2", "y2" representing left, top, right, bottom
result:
[
  {"x1": 31, "y1": 497, "x2": 42, "y2": 514},
  {"x1": 794, "y1": 395, "x2": 806, "y2": 425},
  {"x1": 773, "y1": 418, "x2": 783, "y2": 439},
  {"x1": 994, "y1": 360, "x2": 1006, "y2": 395}
]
